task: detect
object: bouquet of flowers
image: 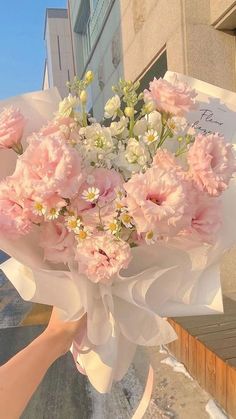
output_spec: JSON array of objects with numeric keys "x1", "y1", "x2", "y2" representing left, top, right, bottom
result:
[{"x1": 0, "y1": 72, "x2": 236, "y2": 392}]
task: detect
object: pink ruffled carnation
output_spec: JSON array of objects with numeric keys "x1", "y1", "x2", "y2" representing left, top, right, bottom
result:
[
  {"x1": 40, "y1": 220, "x2": 75, "y2": 264},
  {"x1": 0, "y1": 180, "x2": 32, "y2": 237},
  {"x1": 124, "y1": 166, "x2": 190, "y2": 236},
  {"x1": 0, "y1": 107, "x2": 26, "y2": 150},
  {"x1": 180, "y1": 186, "x2": 222, "y2": 243},
  {"x1": 144, "y1": 77, "x2": 197, "y2": 116},
  {"x1": 153, "y1": 148, "x2": 182, "y2": 172},
  {"x1": 72, "y1": 168, "x2": 123, "y2": 223},
  {"x1": 188, "y1": 133, "x2": 236, "y2": 196},
  {"x1": 76, "y1": 234, "x2": 131, "y2": 283},
  {"x1": 39, "y1": 116, "x2": 75, "y2": 136},
  {"x1": 190, "y1": 195, "x2": 222, "y2": 242},
  {"x1": 17, "y1": 134, "x2": 83, "y2": 199}
]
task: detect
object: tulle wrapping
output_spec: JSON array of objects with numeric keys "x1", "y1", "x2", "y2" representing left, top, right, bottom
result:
[{"x1": 1, "y1": 87, "x2": 236, "y2": 393}]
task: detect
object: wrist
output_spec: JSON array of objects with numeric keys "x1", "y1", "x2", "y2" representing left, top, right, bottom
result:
[{"x1": 37, "y1": 329, "x2": 72, "y2": 360}]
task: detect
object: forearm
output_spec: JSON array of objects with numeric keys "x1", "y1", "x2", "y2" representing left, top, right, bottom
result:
[{"x1": 0, "y1": 330, "x2": 66, "y2": 419}]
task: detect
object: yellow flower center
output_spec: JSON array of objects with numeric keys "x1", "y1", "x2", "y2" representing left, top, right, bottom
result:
[
  {"x1": 35, "y1": 202, "x2": 43, "y2": 211},
  {"x1": 78, "y1": 230, "x2": 87, "y2": 240},
  {"x1": 68, "y1": 220, "x2": 78, "y2": 229},
  {"x1": 87, "y1": 192, "x2": 96, "y2": 200},
  {"x1": 116, "y1": 202, "x2": 124, "y2": 210},
  {"x1": 49, "y1": 208, "x2": 57, "y2": 215},
  {"x1": 169, "y1": 121, "x2": 176, "y2": 130},
  {"x1": 122, "y1": 214, "x2": 131, "y2": 223},
  {"x1": 147, "y1": 134, "x2": 155, "y2": 143},
  {"x1": 147, "y1": 231, "x2": 154, "y2": 240},
  {"x1": 109, "y1": 222, "x2": 117, "y2": 232}
]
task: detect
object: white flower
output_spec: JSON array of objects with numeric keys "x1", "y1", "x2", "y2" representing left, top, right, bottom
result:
[
  {"x1": 104, "y1": 95, "x2": 121, "y2": 119},
  {"x1": 33, "y1": 201, "x2": 46, "y2": 216},
  {"x1": 120, "y1": 212, "x2": 133, "y2": 228},
  {"x1": 116, "y1": 200, "x2": 126, "y2": 212},
  {"x1": 84, "y1": 124, "x2": 113, "y2": 152},
  {"x1": 148, "y1": 111, "x2": 162, "y2": 131},
  {"x1": 167, "y1": 116, "x2": 187, "y2": 134},
  {"x1": 143, "y1": 100, "x2": 156, "y2": 114},
  {"x1": 145, "y1": 231, "x2": 158, "y2": 245},
  {"x1": 125, "y1": 138, "x2": 148, "y2": 166},
  {"x1": 76, "y1": 227, "x2": 91, "y2": 241},
  {"x1": 58, "y1": 94, "x2": 79, "y2": 117},
  {"x1": 110, "y1": 117, "x2": 129, "y2": 136},
  {"x1": 133, "y1": 118, "x2": 148, "y2": 136},
  {"x1": 66, "y1": 215, "x2": 82, "y2": 234},
  {"x1": 143, "y1": 129, "x2": 159, "y2": 145},
  {"x1": 115, "y1": 187, "x2": 125, "y2": 200},
  {"x1": 82, "y1": 187, "x2": 100, "y2": 202},
  {"x1": 187, "y1": 126, "x2": 196, "y2": 136},
  {"x1": 46, "y1": 207, "x2": 60, "y2": 220},
  {"x1": 106, "y1": 219, "x2": 119, "y2": 235}
]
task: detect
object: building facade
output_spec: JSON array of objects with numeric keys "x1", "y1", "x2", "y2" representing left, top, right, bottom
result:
[
  {"x1": 67, "y1": 0, "x2": 236, "y2": 293},
  {"x1": 43, "y1": 8, "x2": 75, "y2": 98},
  {"x1": 68, "y1": 0, "x2": 236, "y2": 121}
]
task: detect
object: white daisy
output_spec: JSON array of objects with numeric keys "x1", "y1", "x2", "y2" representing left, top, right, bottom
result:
[
  {"x1": 106, "y1": 219, "x2": 119, "y2": 235},
  {"x1": 145, "y1": 231, "x2": 158, "y2": 245},
  {"x1": 66, "y1": 215, "x2": 82, "y2": 234},
  {"x1": 76, "y1": 227, "x2": 91, "y2": 241},
  {"x1": 32, "y1": 201, "x2": 46, "y2": 216},
  {"x1": 46, "y1": 207, "x2": 61, "y2": 220},
  {"x1": 82, "y1": 187, "x2": 100, "y2": 202},
  {"x1": 143, "y1": 129, "x2": 159, "y2": 145},
  {"x1": 120, "y1": 212, "x2": 133, "y2": 228}
]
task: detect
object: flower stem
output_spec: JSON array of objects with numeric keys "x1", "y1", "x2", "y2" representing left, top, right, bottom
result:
[
  {"x1": 11, "y1": 143, "x2": 23, "y2": 155},
  {"x1": 82, "y1": 104, "x2": 87, "y2": 127},
  {"x1": 129, "y1": 116, "x2": 135, "y2": 137}
]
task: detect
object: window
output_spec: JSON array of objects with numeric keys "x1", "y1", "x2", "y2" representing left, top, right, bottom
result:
[
  {"x1": 74, "y1": 0, "x2": 114, "y2": 65},
  {"x1": 138, "y1": 50, "x2": 167, "y2": 92}
]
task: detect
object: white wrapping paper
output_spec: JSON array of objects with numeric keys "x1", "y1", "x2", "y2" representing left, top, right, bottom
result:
[
  {"x1": 0, "y1": 83, "x2": 236, "y2": 393},
  {"x1": 164, "y1": 71, "x2": 236, "y2": 143}
]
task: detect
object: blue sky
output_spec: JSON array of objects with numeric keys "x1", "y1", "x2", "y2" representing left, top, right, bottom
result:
[{"x1": 0, "y1": 0, "x2": 66, "y2": 100}]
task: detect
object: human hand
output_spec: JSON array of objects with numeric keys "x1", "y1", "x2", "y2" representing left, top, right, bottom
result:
[{"x1": 43, "y1": 307, "x2": 87, "y2": 357}]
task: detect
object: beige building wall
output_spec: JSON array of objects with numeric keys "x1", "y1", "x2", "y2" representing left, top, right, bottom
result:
[
  {"x1": 69, "y1": 0, "x2": 236, "y2": 116},
  {"x1": 44, "y1": 8, "x2": 75, "y2": 98},
  {"x1": 69, "y1": 0, "x2": 236, "y2": 293},
  {"x1": 42, "y1": 61, "x2": 50, "y2": 91}
]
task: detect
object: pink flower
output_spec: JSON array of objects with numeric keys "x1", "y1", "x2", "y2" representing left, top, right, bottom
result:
[
  {"x1": 124, "y1": 166, "x2": 190, "y2": 236},
  {"x1": 40, "y1": 220, "x2": 75, "y2": 264},
  {"x1": 0, "y1": 180, "x2": 32, "y2": 237},
  {"x1": 39, "y1": 117, "x2": 74, "y2": 136},
  {"x1": 76, "y1": 234, "x2": 131, "y2": 283},
  {"x1": 17, "y1": 134, "x2": 83, "y2": 199},
  {"x1": 72, "y1": 168, "x2": 123, "y2": 223},
  {"x1": 181, "y1": 189, "x2": 222, "y2": 243},
  {"x1": 153, "y1": 148, "x2": 182, "y2": 171},
  {"x1": 188, "y1": 133, "x2": 236, "y2": 196},
  {"x1": 0, "y1": 107, "x2": 26, "y2": 151},
  {"x1": 144, "y1": 77, "x2": 197, "y2": 116}
]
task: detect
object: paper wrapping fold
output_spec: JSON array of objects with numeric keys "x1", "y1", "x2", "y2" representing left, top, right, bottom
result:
[{"x1": 1, "y1": 226, "x2": 231, "y2": 392}]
